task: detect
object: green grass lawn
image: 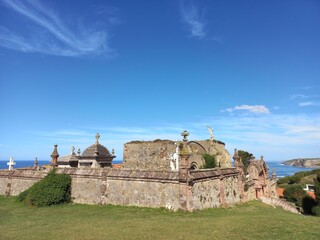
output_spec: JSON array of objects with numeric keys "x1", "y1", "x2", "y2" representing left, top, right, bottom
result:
[{"x1": 0, "y1": 196, "x2": 319, "y2": 240}]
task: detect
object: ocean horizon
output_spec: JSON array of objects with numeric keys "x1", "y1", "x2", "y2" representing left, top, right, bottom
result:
[{"x1": 0, "y1": 160, "x2": 317, "y2": 178}]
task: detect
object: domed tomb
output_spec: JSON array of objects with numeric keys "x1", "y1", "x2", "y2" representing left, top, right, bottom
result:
[{"x1": 78, "y1": 133, "x2": 116, "y2": 168}]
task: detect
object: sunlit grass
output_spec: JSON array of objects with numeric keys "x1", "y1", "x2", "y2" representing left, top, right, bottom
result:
[{"x1": 0, "y1": 196, "x2": 319, "y2": 240}]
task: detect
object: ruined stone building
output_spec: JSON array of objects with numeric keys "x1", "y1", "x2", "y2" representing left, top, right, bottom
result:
[{"x1": 0, "y1": 131, "x2": 278, "y2": 211}]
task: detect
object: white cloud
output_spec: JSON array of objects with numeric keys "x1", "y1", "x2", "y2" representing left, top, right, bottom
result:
[
  {"x1": 222, "y1": 105, "x2": 270, "y2": 114},
  {"x1": 180, "y1": 0, "x2": 206, "y2": 39},
  {"x1": 299, "y1": 101, "x2": 320, "y2": 107},
  {"x1": 0, "y1": 0, "x2": 117, "y2": 57}
]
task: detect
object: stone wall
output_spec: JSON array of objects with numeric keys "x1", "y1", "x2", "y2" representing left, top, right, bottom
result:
[
  {"x1": 0, "y1": 167, "x2": 241, "y2": 211},
  {"x1": 195, "y1": 141, "x2": 231, "y2": 168},
  {"x1": 192, "y1": 178, "x2": 221, "y2": 209},
  {"x1": 190, "y1": 168, "x2": 240, "y2": 210},
  {"x1": 0, "y1": 170, "x2": 47, "y2": 196},
  {"x1": 123, "y1": 139, "x2": 231, "y2": 171},
  {"x1": 123, "y1": 140, "x2": 176, "y2": 171}
]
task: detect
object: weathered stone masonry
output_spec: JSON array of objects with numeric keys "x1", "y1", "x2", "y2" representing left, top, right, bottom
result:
[{"x1": 0, "y1": 167, "x2": 240, "y2": 211}]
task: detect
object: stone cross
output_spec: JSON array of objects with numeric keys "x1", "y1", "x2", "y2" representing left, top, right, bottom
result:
[
  {"x1": 7, "y1": 157, "x2": 16, "y2": 170},
  {"x1": 95, "y1": 133, "x2": 100, "y2": 144}
]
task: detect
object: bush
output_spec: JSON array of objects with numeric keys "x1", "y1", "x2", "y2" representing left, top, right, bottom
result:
[
  {"x1": 312, "y1": 205, "x2": 320, "y2": 216},
  {"x1": 283, "y1": 185, "x2": 307, "y2": 207},
  {"x1": 17, "y1": 189, "x2": 30, "y2": 203},
  {"x1": 302, "y1": 195, "x2": 317, "y2": 215},
  {"x1": 238, "y1": 150, "x2": 252, "y2": 171},
  {"x1": 277, "y1": 176, "x2": 291, "y2": 185},
  {"x1": 202, "y1": 154, "x2": 216, "y2": 168},
  {"x1": 314, "y1": 173, "x2": 320, "y2": 204},
  {"x1": 288, "y1": 175, "x2": 302, "y2": 184},
  {"x1": 18, "y1": 171, "x2": 71, "y2": 207}
]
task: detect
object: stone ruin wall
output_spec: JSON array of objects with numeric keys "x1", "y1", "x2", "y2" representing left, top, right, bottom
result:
[
  {"x1": 123, "y1": 140, "x2": 176, "y2": 171},
  {"x1": 195, "y1": 140, "x2": 232, "y2": 168},
  {"x1": 122, "y1": 139, "x2": 232, "y2": 171},
  {"x1": 0, "y1": 168, "x2": 241, "y2": 211}
]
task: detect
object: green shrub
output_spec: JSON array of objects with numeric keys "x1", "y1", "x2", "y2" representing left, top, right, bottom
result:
[
  {"x1": 19, "y1": 171, "x2": 71, "y2": 207},
  {"x1": 302, "y1": 195, "x2": 317, "y2": 215},
  {"x1": 288, "y1": 175, "x2": 302, "y2": 184},
  {"x1": 312, "y1": 205, "x2": 320, "y2": 216},
  {"x1": 314, "y1": 173, "x2": 320, "y2": 204},
  {"x1": 17, "y1": 189, "x2": 30, "y2": 203},
  {"x1": 238, "y1": 150, "x2": 252, "y2": 171},
  {"x1": 283, "y1": 185, "x2": 307, "y2": 207},
  {"x1": 202, "y1": 154, "x2": 216, "y2": 168},
  {"x1": 277, "y1": 176, "x2": 291, "y2": 185}
]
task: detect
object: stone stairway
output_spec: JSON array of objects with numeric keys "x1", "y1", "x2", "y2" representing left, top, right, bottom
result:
[{"x1": 259, "y1": 196, "x2": 301, "y2": 214}]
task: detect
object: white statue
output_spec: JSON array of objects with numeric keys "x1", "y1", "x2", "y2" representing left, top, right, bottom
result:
[
  {"x1": 206, "y1": 126, "x2": 214, "y2": 141},
  {"x1": 173, "y1": 142, "x2": 179, "y2": 170},
  {"x1": 168, "y1": 142, "x2": 180, "y2": 171},
  {"x1": 169, "y1": 153, "x2": 176, "y2": 171},
  {"x1": 7, "y1": 157, "x2": 16, "y2": 170}
]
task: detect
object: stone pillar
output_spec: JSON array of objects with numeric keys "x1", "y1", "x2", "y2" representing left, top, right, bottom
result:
[
  {"x1": 219, "y1": 171, "x2": 226, "y2": 207},
  {"x1": 233, "y1": 149, "x2": 245, "y2": 201},
  {"x1": 51, "y1": 145, "x2": 59, "y2": 168},
  {"x1": 178, "y1": 130, "x2": 193, "y2": 212},
  {"x1": 272, "y1": 169, "x2": 277, "y2": 181},
  {"x1": 34, "y1": 157, "x2": 38, "y2": 170}
]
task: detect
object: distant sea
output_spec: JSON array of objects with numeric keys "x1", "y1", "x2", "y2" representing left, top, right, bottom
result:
[
  {"x1": 0, "y1": 160, "x2": 316, "y2": 178},
  {"x1": 0, "y1": 160, "x2": 123, "y2": 170}
]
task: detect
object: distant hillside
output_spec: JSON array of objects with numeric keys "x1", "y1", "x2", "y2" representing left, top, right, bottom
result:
[{"x1": 282, "y1": 158, "x2": 320, "y2": 168}]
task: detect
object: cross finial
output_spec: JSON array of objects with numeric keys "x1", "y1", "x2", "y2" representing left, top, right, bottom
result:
[
  {"x1": 181, "y1": 130, "x2": 189, "y2": 142},
  {"x1": 95, "y1": 133, "x2": 100, "y2": 144}
]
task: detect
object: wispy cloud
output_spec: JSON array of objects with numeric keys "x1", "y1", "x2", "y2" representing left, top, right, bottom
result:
[
  {"x1": 180, "y1": 0, "x2": 206, "y2": 39},
  {"x1": 29, "y1": 113, "x2": 320, "y2": 161},
  {"x1": 290, "y1": 94, "x2": 319, "y2": 100},
  {"x1": 299, "y1": 101, "x2": 320, "y2": 107},
  {"x1": 0, "y1": 0, "x2": 118, "y2": 57},
  {"x1": 221, "y1": 105, "x2": 270, "y2": 114}
]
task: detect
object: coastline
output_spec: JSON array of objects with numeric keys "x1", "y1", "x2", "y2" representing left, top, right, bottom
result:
[{"x1": 0, "y1": 160, "x2": 315, "y2": 178}]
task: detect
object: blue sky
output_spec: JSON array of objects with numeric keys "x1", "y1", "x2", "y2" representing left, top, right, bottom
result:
[{"x1": 0, "y1": 0, "x2": 319, "y2": 161}]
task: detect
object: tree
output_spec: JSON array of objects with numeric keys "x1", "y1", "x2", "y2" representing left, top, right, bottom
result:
[
  {"x1": 283, "y1": 185, "x2": 307, "y2": 207},
  {"x1": 302, "y1": 195, "x2": 317, "y2": 215},
  {"x1": 238, "y1": 150, "x2": 253, "y2": 170},
  {"x1": 314, "y1": 173, "x2": 320, "y2": 205}
]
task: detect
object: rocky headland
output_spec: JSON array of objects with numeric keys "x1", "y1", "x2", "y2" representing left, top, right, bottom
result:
[{"x1": 282, "y1": 158, "x2": 320, "y2": 168}]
